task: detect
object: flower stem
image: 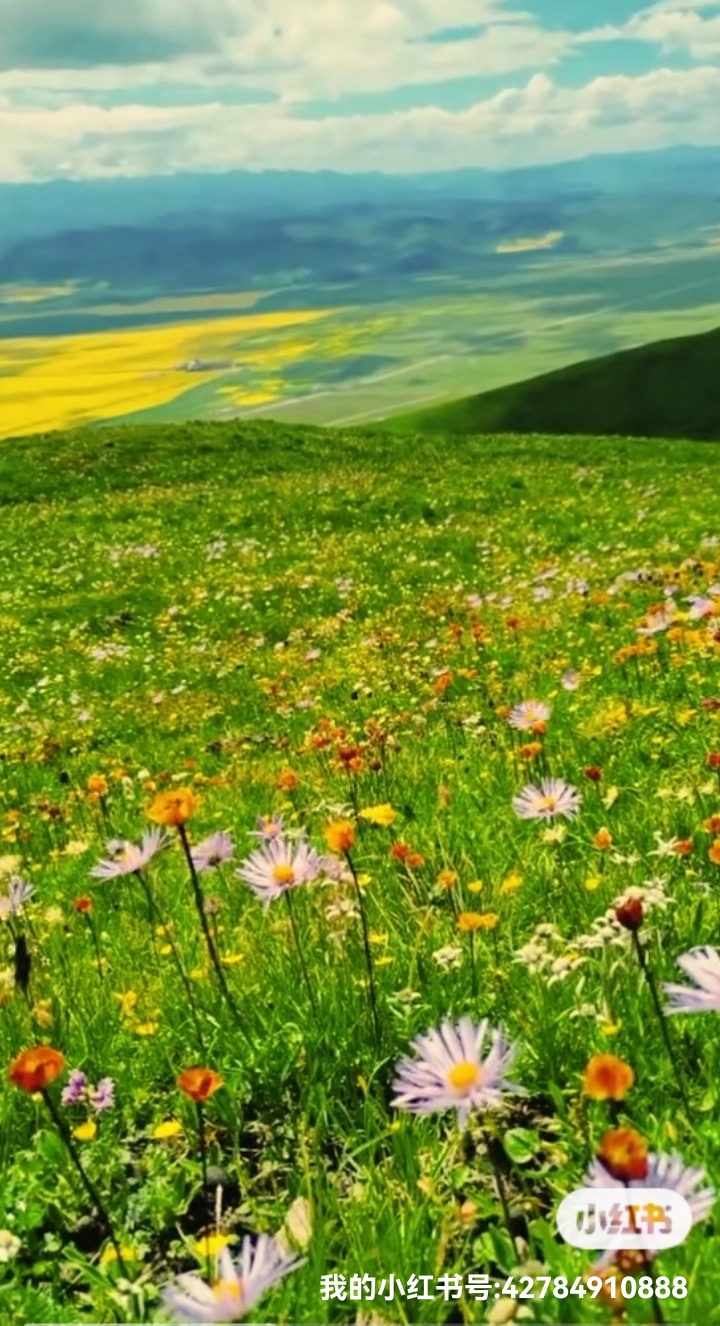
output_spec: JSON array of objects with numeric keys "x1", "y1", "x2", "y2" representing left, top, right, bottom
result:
[
  {"x1": 196, "y1": 1101, "x2": 212, "y2": 1283},
  {"x1": 42, "y1": 1088, "x2": 128, "y2": 1277},
  {"x1": 285, "y1": 891, "x2": 319, "y2": 1017},
  {"x1": 135, "y1": 870, "x2": 206, "y2": 1055},
  {"x1": 632, "y1": 931, "x2": 691, "y2": 1118},
  {"x1": 482, "y1": 1126, "x2": 517, "y2": 1258},
  {"x1": 177, "y1": 825, "x2": 247, "y2": 1038},
  {"x1": 345, "y1": 849, "x2": 382, "y2": 1050}
]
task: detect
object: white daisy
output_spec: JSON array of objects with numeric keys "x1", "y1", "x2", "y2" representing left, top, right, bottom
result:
[
  {"x1": 236, "y1": 835, "x2": 322, "y2": 909},
  {"x1": 391, "y1": 1016, "x2": 521, "y2": 1126},
  {"x1": 162, "y1": 1235, "x2": 304, "y2": 1323},
  {"x1": 507, "y1": 700, "x2": 551, "y2": 731},
  {"x1": 89, "y1": 829, "x2": 170, "y2": 880},
  {"x1": 513, "y1": 778, "x2": 581, "y2": 821},
  {"x1": 585, "y1": 1152, "x2": 715, "y2": 1229},
  {"x1": 664, "y1": 946, "x2": 720, "y2": 1014}
]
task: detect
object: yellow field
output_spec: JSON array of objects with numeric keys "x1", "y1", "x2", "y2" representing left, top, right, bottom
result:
[{"x1": 0, "y1": 309, "x2": 331, "y2": 439}]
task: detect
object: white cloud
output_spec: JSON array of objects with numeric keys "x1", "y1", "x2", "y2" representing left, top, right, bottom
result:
[
  {"x1": 581, "y1": 1, "x2": 720, "y2": 57},
  {"x1": 2, "y1": 64, "x2": 719, "y2": 181}
]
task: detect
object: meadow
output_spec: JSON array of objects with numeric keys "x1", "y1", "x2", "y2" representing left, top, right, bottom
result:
[{"x1": 1, "y1": 420, "x2": 720, "y2": 1324}]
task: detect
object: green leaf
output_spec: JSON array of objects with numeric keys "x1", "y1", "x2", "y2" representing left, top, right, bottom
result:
[{"x1": 503, "y1": 1127, "x2": 541, "y2": 1164}]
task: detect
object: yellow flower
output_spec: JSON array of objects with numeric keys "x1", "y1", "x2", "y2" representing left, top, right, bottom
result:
[
  {"x1": 73, "y1": 1120, "x2": 97, "y2": 1141},
  {"x1": 375, "y1": 955, "x2": 394, "y2": 966},
  {"x1": 113, "y1": 990, "x2": 138, "y2": 1017},
  {"x1": 436, "y1": 869, "x2": 458, "y2": 889},
  {"x1": 467, "y1": 879, "x2": 484, "y2": 894},
  {"x1": 368, "y1": 931, "x2": 388, "y2": 945},
  {"x1": 601, "y1": 1018, "x2": 622, "y2": 1037},
  {"x1": 87, "y1": 774, "x2": 109, "y2": 797},
  {"x1": 359, "y1": 803, "x2": 397, "y2": 827},
  {"x1": 323, "y1": 820, "x2": 355, "y2": 853},
  {"x1": 133, "y1": 1021, "x2": 159, "y2": 1036},
  {"x1": 500, "y1": 871, "x2": 523, "y2": 895},
  {"x1": 101, "y1": 1245, "x2": 138, "y2": 1265},
  {"x1": 585, "y1": 875, "x2": 601, "y2": 892},
  {"x1": 221, "y1": 953, "x2": 244, "y2": 966},
  {"x1": 154, "y1": 1119, "x2": 183, "y2": 1140},
  {"x1": 195, "y1": 1233, "x2": 234, "y2": 1260},
  {"x1": 147, "y1": 788, "x2": 199, "y2": 827}
]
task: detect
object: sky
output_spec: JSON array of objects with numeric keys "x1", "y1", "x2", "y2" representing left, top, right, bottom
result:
[{"x1": 2, "y1": 0, "x2": 720, "y2": 181}]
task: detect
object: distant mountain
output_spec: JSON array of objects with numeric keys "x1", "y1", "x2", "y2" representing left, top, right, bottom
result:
[
  {"x1": 384, "y1": 325, "x2": 720, "y2": 441},
  {"x1": 1, "y1": 143, "x2": 720, "y2": 250}
]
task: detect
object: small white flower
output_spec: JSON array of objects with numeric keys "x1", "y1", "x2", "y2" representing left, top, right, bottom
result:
[{"x1": 392, "y1": 1017, "x2": 521, "y2": 1126}]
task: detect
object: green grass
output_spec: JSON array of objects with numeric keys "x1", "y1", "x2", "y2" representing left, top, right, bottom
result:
[
  {"x1": 386, "y1": 324, "x2": 720, "y2": 440},
  {"x1": 1, "y1": 420, "x2": 720, "y2": 1324}
]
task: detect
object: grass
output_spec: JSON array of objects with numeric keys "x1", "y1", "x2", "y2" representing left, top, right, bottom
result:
[
  {"x1": 386, "y1": 324, "x2": 720, "y2": 440},
  {"x1": 1, "y1": 419, "x2": 720, "y2": 1324}
]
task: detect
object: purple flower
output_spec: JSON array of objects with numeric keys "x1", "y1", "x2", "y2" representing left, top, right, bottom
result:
[
  {"x1": 0, "y1": 876, "x2": 34, "y2": 920},
  {"x1": 190, "y1": 831, "x2": 234, "y2": 873},
  {"x1": 90, "y1": 1077, "x2": 115, "y2": 1113},
  {"x1": 664, "y1": 946, "x2": 720, "y2": 1014},
  {"x1": 62, "y1": 1070, "x2": 88, "y2": 1106},
  {"x1": 248, "y1": 814, "x2": 285, "y2": 842}
]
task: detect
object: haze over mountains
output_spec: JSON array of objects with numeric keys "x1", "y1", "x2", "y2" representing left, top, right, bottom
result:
[{"x1": 2, "y1": 144, "x2": 720, "y2": 298}]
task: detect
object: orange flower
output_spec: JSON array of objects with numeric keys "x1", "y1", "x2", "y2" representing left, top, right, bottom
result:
[
  {"x1": 703, "y1": 813, "x2": 720, "y2": 834},
  {"x1": 324, "y1": 820, "x2": 355, "y2": 853},
  {"x1": 709, "y1": 839, "x2": 720, "y2": 866},
  {"x1": 458, "y1": 911, "x2": 499, "y2": 932},
  {"x1": 673, "y1": 838, "x2": 693, "y2": 856},
  {"x1": 598, "y1": 1127, "x2": 648, "y2": 1181},
  {"x1": 86, "y1": 774, "x2": 108, "y2": 797},
  {"x1": 706, "y1": 752, "x2": 720, "y2": 769},
  {"x1": 593, "y1": 828, "x2": 613, "y2": 850},
  {"x1": 9, "y1": 1046, "x2": 66, "y2": 1093},
  {"x1": 583, "y1": 1053, "x2": 634, "y2": 1101},
  {"x1": 519, "y1": 741, "x2": 543, "y2": 760},
  {"x1": 73, "y1": 896, "x2": 93, "y2": 913},
  {"x1": 408, "y1": 852, "x2": 425, "y2": 868},
  {"x1": 584, "y1": 766, "x2": 603, "y2": 782},
  {"x1": 390, "y1": 841, "x2": 411, "y2": 861},
  {"x1": 276, "y1": 769, "x2": 299, "y2": 792},
  {"x1": 178, "y1": 1066, "x2": 223, "y2": 1103},
  {"x1": 436, "y1": 869, "x2": 457, "y2": 890},
  {"x1": 147, "y1": 788, "x2": 199, "y2": 827}
]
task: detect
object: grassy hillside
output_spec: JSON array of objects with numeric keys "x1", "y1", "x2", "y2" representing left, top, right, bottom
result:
[
  {"x1": 387, "y1": 323, "x2": 720, "y2": 440},
  {"x1": 2, "y1": 420, "x2": 720, "y2": 1324}
]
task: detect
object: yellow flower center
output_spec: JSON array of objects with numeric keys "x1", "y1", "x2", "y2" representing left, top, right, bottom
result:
[
  {"x1": 539, "y1": 795, "x2": 557, "y2": 810},
  {"x1": 448, "y1": 1060, "x2": 481, "y2": 1091},
  {"x1": 214, "y1": 1278, "x2": 242, "y2": 1302},
  {"x1": 273, "y1": 864, "x2": 295, "y2": 886}
]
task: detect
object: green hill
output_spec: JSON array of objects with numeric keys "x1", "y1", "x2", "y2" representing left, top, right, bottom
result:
[{"x1": 386, "y1": 323, "x2": 720, "y2": 439}]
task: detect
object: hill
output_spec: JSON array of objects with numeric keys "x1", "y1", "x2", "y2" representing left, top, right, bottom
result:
[{"x1": 386, "y1": 324, "x2": 720, "y2": 440}]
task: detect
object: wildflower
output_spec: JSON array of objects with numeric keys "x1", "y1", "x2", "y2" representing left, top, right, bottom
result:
[
  {"x1": 519, "y1": 741, "x2": 543, "y2": 760},
  {"x1": 584, "y1": 766, "x2": 603, "y2": 782},
  {"x1": 90, "y1": 829, "x2": 169, "y2": 880},
  {"x1": 391, "y1": 1017, "x2": 521, "y2": 1126},
  {"x1": 276, "y1": 769, "x2": 299, "y2": 792},
  {"x1": 437, "y1": 869, "x2": 458, "y2": 889},
  {"x1": 614, "y1": 897, "x2": 643, "y2": 931},
  {"x1": 162, "y1": 1235, "x2": 304, "y2": 1324},
  {"x1": 0, "y1": 876, "x2": 33, "y2": 920},
  {"x1": 237, "y1": 835, "x2": 322, "y2": 909},
  {"x1": 587, "y1": 1149, "x2": 714, "y2": 1226},
  {"x1": 706, "y1": 752, "x2": 720, "y2": 769},
  {"x1": 61, "y1": 1069, "x2": 88, "y2": 1106},
  {"x1": 0, "y1": 1230, "x2": 21, "y2": 1262},
  {"x1": 432, "y1": 945, "x2": 464, "y2": 969},
  {"x1": 458, "y1": 911, "x2": 499, "y2": 931},
  {"x1": 86, "y1": 774, "x2": 109, "y2": 797},
  {"x1": 664, "y1": 946, "x2": 720, "y2": 1014},
  {"x1": 500, "y1": 871, "x2": 523, "y2": 894},
  {"x1": 148, "y1": 788, "x2": 199, "y2": 827},
  {"x1": 154, "y1": 1119, "x2": 183, "y2": 1139},
  {"x1": 508, "y1": 701, "x2": 551, "y2": 733},
  {"x1": 249, "y1": 814, "x2": 285, "y2": 842},
  {"x1": 358, "y1": 804, "x2": 396, "y2": 827},
  {"x1": 9, "y1": 1046, "x2": 65, "y2": 1093},
  {"x1": 178, "y1": 1067, "x2": 223, "y2": 1103},
  {"x1": 513, "y1": 778, "x2": 581, "y2": 821},
  {"x1": 593, "y1": 828, "x2": 613, "y2": 850},
  {"x1": 561, "y1": 669, "x2": 581, "y2": 691},
  {"x1": 191, "y1": 832, "x2": 234, "y2": 873},
  {"x1": 709, "y1": 839, "x2": 720, "y2": 865},
  {"x1": 73, "y1": 895, "x2": 93, "y2": 913},
  {"x1": 582, "y1": 1054, "x2": 634, "y2": 1101},
  {"x1": 74, "y1": 1120, "x2": 97, "y2": 1141},
  {"x1": 91, "y1": 1077, "x2": 115, "y2": 1112},
  {"x1": 323, "y1": 820, "x2": 355, "y2": 853},
  {"x1": 595, "y1": 1127, "x2": 649, "y2": 1181}
]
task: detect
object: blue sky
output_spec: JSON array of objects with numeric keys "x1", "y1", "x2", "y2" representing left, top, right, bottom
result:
[{"x1": 1, "y1": 1, "x2": 720, "y2": 181}]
